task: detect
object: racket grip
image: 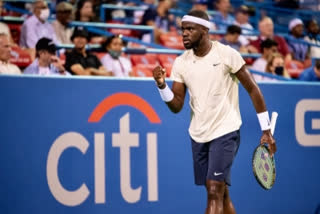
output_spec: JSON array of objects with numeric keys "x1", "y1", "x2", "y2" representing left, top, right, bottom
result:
[{"x1": 270, "y1": 112, "x2": 278, "y2": 136}]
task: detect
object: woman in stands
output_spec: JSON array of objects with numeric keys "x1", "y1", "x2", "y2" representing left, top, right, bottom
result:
[
  {"x1": 101, "y1": 35, "x2": 133, "y2": 77},
  {"x1": 75, "y1": 0, "x2": 104, "y2": 43},
  {"x1": 265, "y1": 53, "x2": 291, "y2": 80}
]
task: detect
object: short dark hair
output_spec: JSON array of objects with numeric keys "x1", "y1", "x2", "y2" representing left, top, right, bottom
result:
[
  {"x1": 226, "y1": 25, "x2": 242, "y2": 35},
  {"x1": 260, "y1": 38, "x2": 278, "y2": 50},
  {"x1": 187, "y1": 10, "x2": 209, "y2": 21},
  {"x1": 102, "y1": 34, "x2": 126, "y2": 50}
]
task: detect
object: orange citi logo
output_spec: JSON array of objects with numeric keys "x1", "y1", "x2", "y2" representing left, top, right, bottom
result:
[{"x1": 46, "y1": 92, "x2": 161, "y2": 207}]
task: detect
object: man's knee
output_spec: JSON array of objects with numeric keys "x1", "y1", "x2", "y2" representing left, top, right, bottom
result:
[{"x1": 206, "y1": 180, "x2": 225, "y2": 200}]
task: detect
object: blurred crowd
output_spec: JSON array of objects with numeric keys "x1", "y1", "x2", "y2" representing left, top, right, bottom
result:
[{"x1": 0, "y1": 0, "x2": 320, "y2": 81}]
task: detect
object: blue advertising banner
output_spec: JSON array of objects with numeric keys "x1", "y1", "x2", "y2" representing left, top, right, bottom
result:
[{"x1": 0, "y1": 75, "x2": 319, "y2": 214}]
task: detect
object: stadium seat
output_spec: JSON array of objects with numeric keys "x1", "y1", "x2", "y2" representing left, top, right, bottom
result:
[
  {"x1": 285, "y1": 60, "x2": 304, "y2": 78},
  {"x1": 158, "y1": 54, "x2": 177, "y2": 77},
  {"x1": 130, "y1": 54, "x2": 159, "y2": 67},
  {"x1": 10, "y1": 46, "x2": 32, "y2": 69},
  {"x1": 7, "y1": 23, "x2": 22, "y2": 45},
  {"x1": 132, "y1": 64, "x2": 153, "y2": 77},
  {"x1": 159, "y1": 32, "x2": 184, "y2": 50},
  {"x1": 106, "y1": 20, "x2": 135, "y2": 37}
]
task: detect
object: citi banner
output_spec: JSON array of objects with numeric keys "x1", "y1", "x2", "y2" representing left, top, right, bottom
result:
[{"x1": 0, "y1": 76, "x2": 319, "y2": 214}]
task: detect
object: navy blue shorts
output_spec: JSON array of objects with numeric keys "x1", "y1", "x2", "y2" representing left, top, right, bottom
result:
[{"x1": 191, "y1": 130, "x2": 240, "y2": 186}]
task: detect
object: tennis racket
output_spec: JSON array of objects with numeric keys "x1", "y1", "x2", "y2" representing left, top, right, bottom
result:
[{"x1": 252, "y1": 112, "x2": 278, "y2": 190}]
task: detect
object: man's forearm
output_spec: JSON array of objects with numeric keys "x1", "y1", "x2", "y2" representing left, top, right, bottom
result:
[
  {"x1": 158, "y1": 82, "x2": 184, "y2": 114},
  {"x1": 166, "y1": 96, "x2": 184, "y2": 113},
  {"x1": 249, "y1": 86, "x2": 267, "y2": 113}
]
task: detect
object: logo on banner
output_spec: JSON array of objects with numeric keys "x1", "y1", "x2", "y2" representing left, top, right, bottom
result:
[
  {"x1": 47, "y1": 92, "x2": 161, "y2": 206},
  {"x1": 295, "y1": 99, "x2": 320, "y2": 146}
]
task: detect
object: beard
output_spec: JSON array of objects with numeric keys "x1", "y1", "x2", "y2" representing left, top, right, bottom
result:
[{"x1": 183, "y1": 34, "x2": 202, "y2": 50}]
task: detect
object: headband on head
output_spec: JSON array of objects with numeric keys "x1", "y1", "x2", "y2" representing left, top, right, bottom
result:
[{"x1": 181, "y1": 15, "x2": 211, "y2": 29}]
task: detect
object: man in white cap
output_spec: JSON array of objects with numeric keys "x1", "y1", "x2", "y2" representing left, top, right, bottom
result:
[
  {"x1": 287, "y1": 18, "x2": 309, "y2": 63},
  {"x1": 152, "y1": 10, "x2": 277, "y2": 214}
]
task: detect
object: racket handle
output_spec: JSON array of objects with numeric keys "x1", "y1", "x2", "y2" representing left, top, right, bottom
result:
[{"x1": 270, "y1": 112, "x2": 278, "y2": 136}]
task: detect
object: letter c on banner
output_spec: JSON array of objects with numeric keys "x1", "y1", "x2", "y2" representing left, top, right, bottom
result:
[{"x1": 47, "y1": 132, "x2": 90, "y2": 206}]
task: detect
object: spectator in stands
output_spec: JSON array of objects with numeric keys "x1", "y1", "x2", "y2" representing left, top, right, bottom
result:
[
  {"x1": 133, "y1": 0, "x2": 156, "y2": 24},
  {"x1": 250, "y1": 16, "x2": 291, "y2": 61},
  {"x1": 75, "y1": 0, "x2": 104, "y2": 43},
  {"x1": 219, "y1": 25, "x2": 242, "y2": 51},
  {"x1": 265, "y1": 52, "x2": 290, "y2": 80},
  {"x1": 101, "y1": 35, "x2": 133, "y2": 77},
  {"x1": 192, "y1": 0, "x2": 209, "y2": 11},
  {"x1": 233, "y1": 5, "x2": 256, "y2": 46},
  {"x1": 0, "y1": 0, "x2": 14, "y2": 44},
  {"x1": 287, "y1": 18, "x2": 309, "y2": 63},
  {"x1": 304, "y1": 19, "x2": 320, "y2": 58},
  {"x1": 299, "y1": 0, "x2": 320, "y2": 11},
  {"x1": 251, "y1": 38, "x2": 278, "y2": 81},
  {"x1": 299, "y1": 59, "x2": 320, "y2": 81},
  {"x1": 213, "y1": 0, "x2": 235, "y2": 31},
  {"x1": 64, "y1": 27, "x2": 112, "y2": 76},
  {"x1": 24, "y1": 37, "x2": 68, "y2": 75},
  {"x1": 75, "y1": 0, "x2": 97, "y2": 22},
  {"x1": 102, "y1": 0, "x2": 137, "y2": 23},
  {"x1": 0, "y1": 33, "x2": 21, "y2": 74},
  {"x1": 20, "y1": 0, "x2": 57, "y2": 49},
  {"x1": 190, "y1": 0, "x2": 216, "y2": 30},
  {"x1": 140, "y1": 0, "x2": 176, "y2": 43},
  {"x1": 52, "y1": 2, "x2": 74, "y2": 44},
  {"x1": 220, "y1": 25, "x2": 256, "y2": 53}
]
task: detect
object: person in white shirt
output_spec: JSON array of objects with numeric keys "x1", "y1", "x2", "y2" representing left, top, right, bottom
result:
[
  {"x1": 233, "y1": 5, "x2": 257, "y2": 46},
  {"x1": 24, "y1": 37, "x2": 68, "y2": 75},
  {"x1": 251, "y1": 38, "x2": 278, "y2": 81},
  {"x1": 152, "y1": 10, "x2": 276, "y2": 214},
  {"x1": 101, "y1": 35, "x2": 133, "y2": 77},
  {"x1": 0, "y1": 33, "x2": 21, "y2": 74}
]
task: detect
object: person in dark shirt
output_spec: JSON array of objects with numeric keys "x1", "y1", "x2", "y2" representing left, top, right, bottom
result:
[
  {"x1": 220, "y1": 25, "x2": 242, "y2": 51},
  {"x1": 287, "y1": 18, "x2": 309, "y2": 63},
  {"x1": 220, "y1": 25, "x2": 256, "y2": 53},
  {"x1": 140, "y1": 0, "x2": 175, "y2": 43},
  {"x1": 65, "y1": 27, "x2": 112, "y2": 76}
]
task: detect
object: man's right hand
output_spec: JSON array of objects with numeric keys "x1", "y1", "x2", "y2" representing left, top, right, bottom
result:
[{"x1": 152, "y1": 65, "x2": 166, "y2": 88}]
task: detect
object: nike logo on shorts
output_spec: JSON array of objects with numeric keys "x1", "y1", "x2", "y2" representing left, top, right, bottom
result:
[
  {"x1": 213, "y1": 63, "x2": 220, "y2": 66},
  {"x1": 214, "y1": 172, "x2": 223, "y2": 176}
]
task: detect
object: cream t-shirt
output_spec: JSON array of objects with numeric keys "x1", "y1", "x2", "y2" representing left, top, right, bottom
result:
[{"x1": 171, "y1": 41, "x2": 245, "y2": 143}]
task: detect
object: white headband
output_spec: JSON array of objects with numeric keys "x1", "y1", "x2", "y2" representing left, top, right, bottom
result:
[{"x1": 181, "y1": 15, "x2": 211, "y2": 29}]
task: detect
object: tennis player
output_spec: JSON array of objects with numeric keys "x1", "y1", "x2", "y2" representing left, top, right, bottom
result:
[{"x1": 153, "y1": 10, "x2": 277, "y2": 214}]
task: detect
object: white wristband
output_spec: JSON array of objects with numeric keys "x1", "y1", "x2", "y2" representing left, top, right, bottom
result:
[
  {"x1": 257, "y1": 111, "x2": 271, "y2": 131},
  {"x1": 158, "y1": 84, "x2": 174, "y2": 102}
]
